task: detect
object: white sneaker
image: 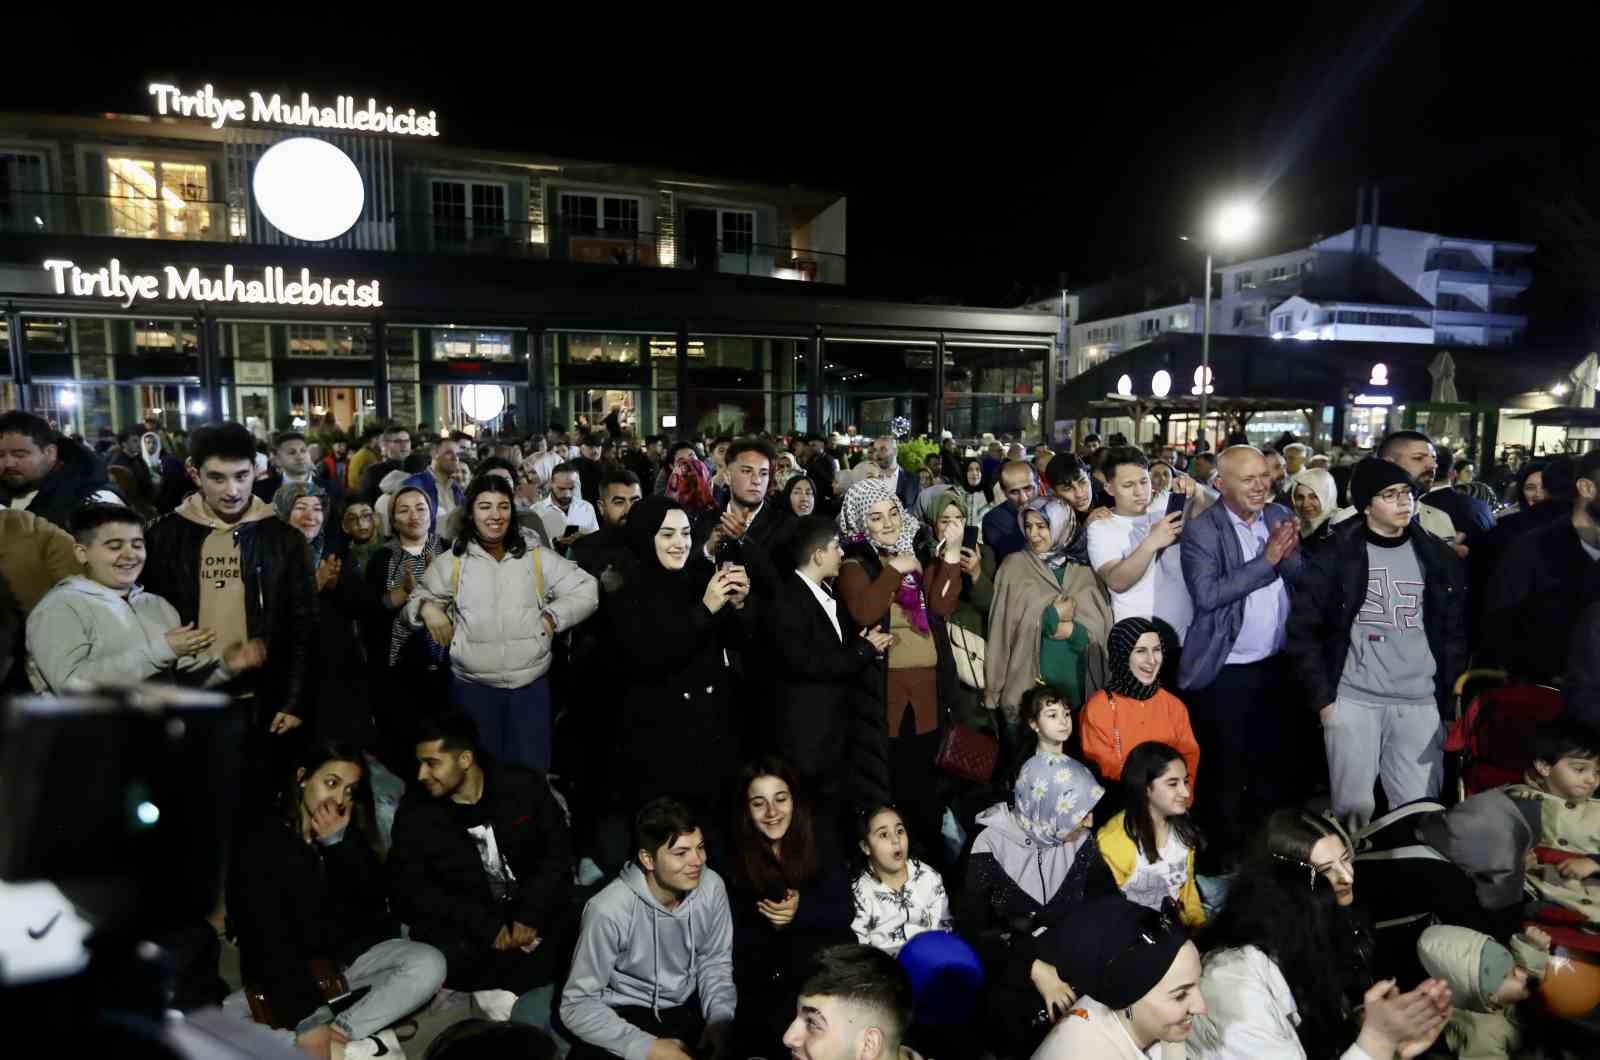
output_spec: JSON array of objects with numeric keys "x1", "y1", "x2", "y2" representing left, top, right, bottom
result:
[
  {"x1": 472, "y1": 988, "x2": 519, "y2": 1021},
  {"x1": 341, "y1": 1029, "x2": 404, "y2": 1059}
]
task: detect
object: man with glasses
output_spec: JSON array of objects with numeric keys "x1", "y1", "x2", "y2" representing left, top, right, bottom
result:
[{"x1": 1287, "y1": 458, "x2": 1467, "y2": 832}]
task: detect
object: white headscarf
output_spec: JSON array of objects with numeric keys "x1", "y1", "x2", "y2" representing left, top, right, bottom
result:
[
  {"x1": 838, "y1": 477, "x2": 918, "y2": 555},
  {"x1": 1288, "y1": 467, "x2": 1338, "y2": 533}
]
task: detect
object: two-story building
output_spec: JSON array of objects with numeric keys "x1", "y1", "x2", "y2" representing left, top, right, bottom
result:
[{"x1": 0, "y1": 83, "x2": 1057, "y2": 443}]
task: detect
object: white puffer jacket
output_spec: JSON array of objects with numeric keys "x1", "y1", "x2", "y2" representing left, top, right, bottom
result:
[{"x1": 405, "y1": 530, "x2": 598, "y2": 688}]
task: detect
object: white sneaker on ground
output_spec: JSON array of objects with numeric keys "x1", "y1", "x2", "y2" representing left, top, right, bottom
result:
[
  {"x1": 473, "y1": 988, "x2": 518, "y2": 1021},
  {"x1": 341, "y1": 1028, "x2": 403, "y2": 1059}
]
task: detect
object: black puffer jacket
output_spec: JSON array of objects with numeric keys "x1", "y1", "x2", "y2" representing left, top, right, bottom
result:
[
  {"x1": 1, "y1": 435, "x2": 122, "y2": 530},
  {"x1": 141, "y1": 503, "x2": 318, "y2": 719},
  {"x1": 1285, "y1": 517, "x2": 1467, "y2": 716}
]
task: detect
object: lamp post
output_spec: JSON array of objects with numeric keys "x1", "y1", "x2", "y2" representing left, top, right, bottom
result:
[{"x1": 1185, "y1": 200, "x2": 1260, "y2": 450}]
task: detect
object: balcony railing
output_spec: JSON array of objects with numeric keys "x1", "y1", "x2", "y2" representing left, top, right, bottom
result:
[{"x1": 1, "y1": 192, "x2": 845, "y2": 284}]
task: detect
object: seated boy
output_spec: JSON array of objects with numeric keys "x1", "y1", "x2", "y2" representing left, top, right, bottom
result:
[
  {"x1": 26, "y1": 503, "x2": 265, "y2": 692},
  {"x1": 1417, "y1": 924, "x2": 1552, "y2": 1060},
  {"x1": 1505, "y1": 721, "x2": 1600, "y2": 925}
]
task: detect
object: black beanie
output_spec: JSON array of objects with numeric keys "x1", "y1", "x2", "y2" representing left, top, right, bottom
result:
[
  {"x1": 1052, "y1": 896, "x2": 1188, "y2": 1009},
  {"x1": 1349, "y1": 457, "x2": 1415, "y2": 513}
]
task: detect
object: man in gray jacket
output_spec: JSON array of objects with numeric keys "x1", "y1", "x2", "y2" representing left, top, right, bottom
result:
[{"x1": 560, "y1": 798, "x2": 735, "y2": 1060}]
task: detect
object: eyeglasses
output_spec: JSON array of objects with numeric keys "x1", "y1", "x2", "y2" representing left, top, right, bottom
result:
[{"x1": 1372, "y1": 486, "x2": 1413, "y2": 505}]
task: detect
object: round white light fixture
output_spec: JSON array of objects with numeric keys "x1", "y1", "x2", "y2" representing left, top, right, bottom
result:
[
  {"x1": 136, "y1": 801, "x2": 161, "y2": 826},
  {"x1": 252, "y1": 137, "x2": 365, "y2": 242},
  {"x1": 188, "y1": 399, "x2": 208, "y2": 416},
  {"x1": 461, "y1": 385, "x2": 505, "y2": 422},
  {"x1": 1151, "y1": 370, "x2": 1172, "y2": 397},
  {"x1": 1369, "y1": 362, "x2": 1389, "y2": 386},
  {"x1": 1030, "y1": 402, "x2": 1041, "y2": 422},
  {"x1": 57, "y1": 388, "x2": 78, "y2": 408},
  {"x1": 1191, "y1": 366, "x2": 1215, "y2": 395},
  {"x1": 1116, "y1": 374, "x2": 1134, "y2": 397}
]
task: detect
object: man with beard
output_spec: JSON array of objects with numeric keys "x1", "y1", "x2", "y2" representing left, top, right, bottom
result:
[
  {"x1": 1485, "y1": 451, "x2": 1600, "y2": 684},
  {"x1": 1330, "y1": 431, "x2": 1458, "y2": 547},
  {"x1": 571, "y1": 432, "x2": 605, "y2": 506},
  {"x1": 980, "y1": 460, "x2": 1040, "y2": 566},
  {"x1": 571, "y1": 469, "x2": 643, "y2": 589},
  {"x1": 357, "y1": 424, "x2": 413, "y2": 503},
  {"x1": 391, "y1": 712, "x2": 575, "y2": 1028},
  {"x1": 866, "y1": 436, "x2": 919, "y2": 514},
  {"x1": 0, "y1": 410, "x2": 123, "y2": 529},
  {"x1": 531, "y1": 464, "x2": 598, "y2": 554},
  {"x1": 799, "y1": 433, "x2": 838, "y2": 516},
  {"x1": 140, "y1": 422, "x2": 316, "y2": 804},
  {"x1": 400, "y1": 437, "x2": 465, "y2": 540},
  {"x1": 253, "y1": 430, "x2": 340, "y2": 504}
]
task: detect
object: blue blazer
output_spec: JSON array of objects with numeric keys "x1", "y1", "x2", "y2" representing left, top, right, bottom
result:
[
  {"x1": 1177, "y1": 499, "x2": 1304, "y2": 692},
  {"x1": 982, "y1": 502, "x2": 1026, "y2": 567}
]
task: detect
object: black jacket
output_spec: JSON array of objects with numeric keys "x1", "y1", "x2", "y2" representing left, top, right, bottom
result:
[
  {"x1": 1567, "y1": 599, "x2": 1600, "y2": 732},
  {"x1": 141, "y1": 510, "x2": 319, "y2": 718},
  {"x1": 2, "y1": 436, "x2": 122, "y2": 530},
  {"x1": 389, "y1": 759, "x2": 573, "y2": 952},
  {"x1": 1285, "y1": 518, "x2": 1467, "y2": 716},
  {"x1": 697, "y1": 499, "x2": 798, "y2": 600},
  {"x1": 762, "y1": 571, "x2": 881, "y2": 779},
  {"x1": 229, "y1": 819, "x2": 397, "y2": 1028},
  {"x1": 1484, "y1": 518, "x2": 1600, "y2": 683}
]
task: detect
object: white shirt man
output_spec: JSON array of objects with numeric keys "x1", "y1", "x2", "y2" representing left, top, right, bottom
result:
[
  {"x1": 530, "y1": 467, "x2": 598, "y2": 547},
  {"x1": 1088, "y1": 452, "x2": 1195, "y2": 641}
]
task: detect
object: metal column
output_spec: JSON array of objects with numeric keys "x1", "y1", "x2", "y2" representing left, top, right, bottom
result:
[
  {"x1": 674, "y1": 323, "x2": 690, "y2": 439},
  {"x1": 931, "y1": 332, "x2": 946, "y2": 438},
  {"x1": 371, "y1": 318, "x2": 390, "y2": 421},
  {"x1": 196, "y1": 313, "x2": 222, "y2": 425},
  {"x1": 805, "y1": 327, "x2": 822, "y2": 436},
  {"x1": 1042, "y1": 331, "x2": 1058, "y2": 446},
  {"x1": 528, "y1": 325, "x2": 547, "y2": 436},
  {"x1": 5, "y1": 305, "x2": 29, "y2": 409}
]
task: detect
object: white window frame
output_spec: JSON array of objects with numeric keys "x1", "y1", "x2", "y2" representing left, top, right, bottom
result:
[
  {"x1": 557, "y1": 191, "x2": 644, "y2": 235},
  {"x1": 429, "y1": 177, "x2": 511, "y2": 243},
  {"x1": 0, "y1": 145, "x2": 52, "y2": 232},
  {"x1": 84, "y1": 144, "x2": 219, "y2": 241},
  {"x1": 717, "y1": 208, "x2": 755, "y2": 253}
]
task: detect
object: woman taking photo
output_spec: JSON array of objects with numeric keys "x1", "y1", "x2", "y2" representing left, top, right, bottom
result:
[
  {"x1": 1097, "y1": 741, "x2": 1206, "y2": 927},
  {"x1": 365, "y1": 485, "x2": 450, "y2": 774},
  {"x1": 1190, "y1": 809, "x2": 1453, "y2": 1060},
  {"x1": 1034, "y1": 895, "x2": 1206, "y2": 1060},
  {"x1": 728, "y1": 758, "x2": 853, "y2": 1056},
  {"x1": 961, "y1": 751, "x2": 1114, "y2": 1060},
  {"x1": 920, "y1": 486, "x2": 993, "y2": 723},
  {"x1": 836, "y1": 478, "x2": 962, "y2": 860},
  {"x1": 985, "y1": 497, "x2": 1113, "y2": 749},
  {"x1": 1288, "y1": 468, "x2": 1339, "y2": 559},
  {"x1": 407, "y1": 475, "x2": 598, "y2": 772},
  {"x1": 228, "y1": 741, "x2": 445, "y2": 1060},
  {"x1": 611, "y1": 495, "x2": 756, "y2": 813}
]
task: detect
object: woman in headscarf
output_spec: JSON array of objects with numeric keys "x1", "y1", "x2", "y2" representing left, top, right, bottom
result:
[
  {"x1": 918, "y1": 487, "x2": 994, "y2": 729},
  {"x1": 984, "y1": 497, "x2": 1113, "y2": 750},
  {"x1": 610, "y1": 495, "x2": 758, "y2": 816},
  {"x1": 836, "y1": 477, "x2": 963, "y2": 864},
  {"x1": 957, "y1": 455, "x2": 995, "y2": 531},
  {"x1": 141, "y1": 429, "x2": 187, "y2": 513},
  {"x1": 1078, "y1": 617, "x2": 1200, "y2": 789},
  {"x1": 960, "y1": 751, "x2": 1115, "y2": 1060},
  {"x1": 1288, "y1": 467, "x2": 1339, "y2": 560},
  {"x1": 665, "y1": 447, "x2": 717, "y2": 526},
  {"x1": 363, "y1": 484, "x2": 450, "y2": 775}
]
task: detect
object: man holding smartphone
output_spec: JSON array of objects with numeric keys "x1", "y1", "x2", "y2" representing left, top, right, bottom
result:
[
  {"x1": 531, "y1": 463, "x2": 599, "y2": 554},
  {"x1": 1088, "y1": 446, "x2": 1197, "y2": 641}
]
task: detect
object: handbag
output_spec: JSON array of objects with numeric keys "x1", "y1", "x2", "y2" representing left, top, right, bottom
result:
[
  {"x1": 936, "y1": 721, "x2": 999, "y2": 784},
  {"x1": 948, "y1": 623, "x2": 987, "y2": 691}
]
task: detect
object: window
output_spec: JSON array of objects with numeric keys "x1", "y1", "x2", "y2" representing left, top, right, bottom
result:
[
  {"x1": 135, "y1": 320, "x2": 198, "y2": 355},
  {"x1": 432, "y1": 329, "x2": 514, "y2": 362},
  {"x1": 557, "y1": 193, "x2": 642, "y2": 236},
  {"x1": 1139, "y1": 318, "x2": 1161, "y2": 337},
  {"x1": 720, "y1": 210, "x2": 754, "y2": 254},
  {"x1": 106, "y1": 157, "x2": 214, "y2": 239},
  {"x1": 1301, "y1": 259, "x2": 1314, "y2": 274},
  {"x1": 1233, "y1": 307, "x2": 1246, "y2": 328},
  {"x1": 1266, "y1": 264, "x2": 1292, "y2": 281},
  {"x1": 1170, "y1": 311, "x2": 1191, "y2": 330},
  {"x1": 1272, "y1": 313, "x2": 1290, "y2": 332},
  {"x1": 1234, "y1": 271, "x2": 1255, "y2": 292},
  {"x1": 0, "y1": 150, "x2": 48, "y2": 233},
  {"x1": 431, "y1": 179, "x2": 508, "y2": 244},
  {"x1": 287, "y1": 325, "x2": 368, "y2": 358}
]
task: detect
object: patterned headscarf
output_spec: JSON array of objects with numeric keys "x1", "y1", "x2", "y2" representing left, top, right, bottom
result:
[
  {"x1": 838, "y1": 477, "x2": 919, "y2": 556},
  {"x1": 1014, "y1": 752, "x2": 1104, "y2": 849},
  {"x1": 1106, "y1": 617, "x2": 1162, "y2": 701},
  {"x1": 272, "y1": 481, "x2": 328, "y2": 567},
  {"x1": 667, "y1": 456, "x2": 714, "y2": 514},
  {"x1": 1016, "y1": 496, "x2": 1077, "y2": 570}
]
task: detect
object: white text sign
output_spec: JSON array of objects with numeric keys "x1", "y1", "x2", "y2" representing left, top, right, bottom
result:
[
  {"x1": 43, "y1": 259, "x2": 383, "y2": 310},
  {"x1": 149, "y1": 83, "x2": 439, "y2": 137}
]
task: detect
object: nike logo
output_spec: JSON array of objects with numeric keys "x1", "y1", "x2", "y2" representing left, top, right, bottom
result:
[{"x1": 27, "y1": 912, "x2": 62, "y2": 940}]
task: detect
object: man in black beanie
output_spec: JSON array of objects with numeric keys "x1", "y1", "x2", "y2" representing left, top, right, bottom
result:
[{"x1": 1286, "y1": 457, "x2": 1467, "y2": 832}]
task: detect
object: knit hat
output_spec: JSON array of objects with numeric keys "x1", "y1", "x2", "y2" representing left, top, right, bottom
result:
[
  {"x1": 1052, "y1": 896, "x2": 1188, "y2": 1009},
  {"x1": 1478, "y1": 939, "x2": 1517, "y2": 1005},
  {"x1": 1349, "y1": 457, "x2": 1414, "y2": 513}
]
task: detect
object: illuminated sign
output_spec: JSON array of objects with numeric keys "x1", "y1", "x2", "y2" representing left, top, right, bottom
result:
[
  {"x1": 1151, "y1": 369, "x2": 1172, "y2": 397},
  {"x1": 43, "y1": 259, "x2": 382, "y2": 309},
  {"x1": 149, "y1": 82, "x2": 439, "y2": 137},
  {"x1": 1369, "y1": 362, "x2": 1389, "y2": 386},
  {"x1": 1191, "y1": 366, "x2": 1215, "y2": 395},
  {"x1": 1353, "y1": 393, "x2": 1394, "y2": 407},
  {"x1": 252, "y1": 138, "x2": 365, "y2": 241}
]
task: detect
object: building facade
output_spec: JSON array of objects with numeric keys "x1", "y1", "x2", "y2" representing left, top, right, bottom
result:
[{"x1": 0, "y1": 85, "x2": 1056, "y2": 443}]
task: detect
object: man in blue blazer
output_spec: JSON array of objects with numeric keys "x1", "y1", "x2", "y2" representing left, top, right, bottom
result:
[{"x1": 1178, "y1": 445, "x2": 1306, "y2": 863}]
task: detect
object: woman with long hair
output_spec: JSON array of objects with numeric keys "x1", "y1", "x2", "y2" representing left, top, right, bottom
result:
[
  {"x1": 406, "y1": 475, "x2": 598, "y2": 772},
  {"x1": 227, "y1": 741, "x2": 445, "y2": 1059},
  {"x1": 985, "y1": 497, "x2": 1113, "y2": 750},
  {"x1": 727, "y1": 757, "x2": 853, "y2": 1056},
  {"x1": 1097, "y1": 741, "x2": 1206, "y2": 927},
  {"x1": 783, "y1": 473, "x2": 817, "y2": 518},
  {"x1": 835, "y1": 477, "x2": 963, "y2": 862},
  {"x1": 1190, "y1": 809, "x2": 1452, "y2": 1059},
  {"x1": 610, "y1": 495, "x2": 757, "y2": 812}
]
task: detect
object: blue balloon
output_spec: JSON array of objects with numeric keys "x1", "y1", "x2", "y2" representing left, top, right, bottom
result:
[{"x1": 898, "y1": 931, "x2": 984, "y2": 1027}]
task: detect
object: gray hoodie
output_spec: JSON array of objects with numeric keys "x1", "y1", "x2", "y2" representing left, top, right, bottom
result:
[
  {"x1": 25, "y1": 575, "x2": 229, "y2": 692},
  {"x1": 559, "y1": 862, "x2": 736, "y2": 1060}
]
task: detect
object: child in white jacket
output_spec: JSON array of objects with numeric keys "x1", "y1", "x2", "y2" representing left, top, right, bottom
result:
[
  {"x1": 850, "y1": 805, "x2": 953, "y2": 956},
  {"x1": 27, "y1": 504, "x2": 265, "y2": 692}
]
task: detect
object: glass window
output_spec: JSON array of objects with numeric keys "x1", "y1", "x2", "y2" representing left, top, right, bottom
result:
[
  {"x1": 0, "y1": 150, "x2": 48, "y2": 234},
  {"x1": 721, "y1": 210, "x2": 754, "y2": 254},
  {"x1": 25, "y1": 318, "x2": 68, "y2": 353},
  {"x1": 431, "y1": 179, "x2": 508, "y2": 244},
  {"x1": 106, "y1": 157, "x2": 213, "y2": 240},
  {"x1": 558, "y1": 193, "x2": 642, "y2": 235},
  {"x1": 288, "y1": 325, "x2": 332, "y2": 357},
  {"x1": 432, "y1": 329, "x2": 515, "y2": 362},
  {"x1": 945, "y1": 344, "x2": 1047, "y2": 443},
  {"x1": 133, "y1": 320, "x2": 197, "y2": 357},
  {"x1": 234, "y1": 323, "x2": 270, "y2": 360}
]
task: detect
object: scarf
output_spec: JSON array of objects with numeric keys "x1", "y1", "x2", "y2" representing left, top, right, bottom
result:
[
  {"x1": 1288, "y1": 467, "x2": 1338, "y2": 535},
  {"x1": 839, "y1": 477, "x2": 928, "y2": 633},
  {"x1": 667, "y1": 459, "x2": 714, "y2": 514},
  {"x1": 1017, "y1": 496, "x2": 1077, "y2": 570},
  {"x1": 140, "y1": 431, "x2": 164, "y2": 482},
  {"x1": 972, "y1": 752, "x2": 1104, "y2": 904},
  {"x1": 959, "y1": 456, "x2": 990, "y2": 497},
  {"x1": 385, "y1": 536, "x2": 446, "y2": 665},
  {"x1": 272, "y1": 481, "x2": 328, "y2": 567},
  {"x1": 1106, "y1": 617, "x2": 1162, "y2": 700}
]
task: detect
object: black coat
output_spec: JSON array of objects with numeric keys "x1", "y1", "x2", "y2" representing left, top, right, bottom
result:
[
  {"x1": 389, "y1": 759, "x2": 573, "y2": 957},
  {"x1": 1567, "y1": 599, "x2": 1600, "y2": 732},
  {"x1": 1484, "y1": 518, "x2": 1600, "y2": 683},
  {"x1": 1, "y1": 436, "x2": 122, "y2": 530},
  {"x1": 1285, "y1": 518, "x2": 1467, "y2": 716},
  {"x1": 141, "y1": 511, "x2": 319, "y2": 719},
  {"x1": 697, "y1": 499, "x2": 798, "y2": 599},
  {"x1": 229, "y1": 819, "x2": 397, "y2": 1028},
  {"x1": 762, "y1": 571, "x2": 881, "y2": 780}
]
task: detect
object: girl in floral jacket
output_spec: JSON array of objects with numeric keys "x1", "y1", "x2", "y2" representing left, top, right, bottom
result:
[{"x1": 850, "y1": 805, "x2": 953, "y2": 955}]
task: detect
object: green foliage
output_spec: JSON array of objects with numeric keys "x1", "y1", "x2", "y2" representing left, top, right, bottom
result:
[{"x1": 897, "y1": 437, "x2": 940, "y2": 475}]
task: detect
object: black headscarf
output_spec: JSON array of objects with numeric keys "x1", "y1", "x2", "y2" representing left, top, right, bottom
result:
[
  {"x1": 959, "y1": 456, "x2": 990, "y2": 497},
  {"x1": 1106, "y1": 617, "x2": 1162, "y2": 700}
]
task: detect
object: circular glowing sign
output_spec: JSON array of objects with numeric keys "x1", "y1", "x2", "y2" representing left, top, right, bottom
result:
[
  {"x1": 1116, "y1": 374, "x2": 1133, "y2": 397},
  {"x1": 1151, "y1": 370, "x2": 1172, "y2": 397},
  {"x1": 252, "y1": 137, "x2": 365, "y2": 242},
  {"x1": 462, "y1": 384, "x2": 505, "y2": 422}
]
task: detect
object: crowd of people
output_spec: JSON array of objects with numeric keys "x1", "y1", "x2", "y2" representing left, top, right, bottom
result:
[{"x1": 3, "y1": 403, "x2": 1600, "y2": 1060}]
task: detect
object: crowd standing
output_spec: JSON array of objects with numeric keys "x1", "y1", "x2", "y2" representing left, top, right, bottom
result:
[{"x1": 4, "y1": 403, "x2": 1600, "y2": 1060}]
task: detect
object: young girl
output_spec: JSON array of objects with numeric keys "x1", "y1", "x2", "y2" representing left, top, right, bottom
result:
[
  {"x1": 1079, "y1": 617, "x2": 1199, "y2": 786},
  {"x1": 850, "y1": 805, "x2": 953, "y2": 955},
  {"x1": 1019, "y1": 685, "x2": 1073, "y2": 755},
  {"x1": 1097, "y1": 742, "x2": 1206, "y2": 927}
]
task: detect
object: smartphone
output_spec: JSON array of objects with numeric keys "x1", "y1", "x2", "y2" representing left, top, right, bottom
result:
[
  {"x1": 715, "y1": 536, "x2": 744, "y2": 568},
  {"x1": 962, "y1": 525, "x2": 980, "y2": 550},
  {"x1": 1166, "y1": 491, "x2": 1187, "y2": 516},
  {"x1": 562, "y1": 524, "x2": 580, "y2": 539},
  {"x1": 327, "y1": 984, "x2": 372, "y2": 1016}
]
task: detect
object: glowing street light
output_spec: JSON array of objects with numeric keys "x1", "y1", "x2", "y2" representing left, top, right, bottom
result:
[{"x1": 1184, "y1": 198, "x2": 1263, "y2": 448}]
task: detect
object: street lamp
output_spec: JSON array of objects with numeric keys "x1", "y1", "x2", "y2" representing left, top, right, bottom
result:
[{"x1": 1182, "y1": 199, "x2": 1261, "y2": 450}]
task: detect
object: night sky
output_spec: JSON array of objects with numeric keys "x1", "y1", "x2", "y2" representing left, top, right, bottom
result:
[{"x1": 6, "y1": 6, "x2": 1597, "y2": 333}]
